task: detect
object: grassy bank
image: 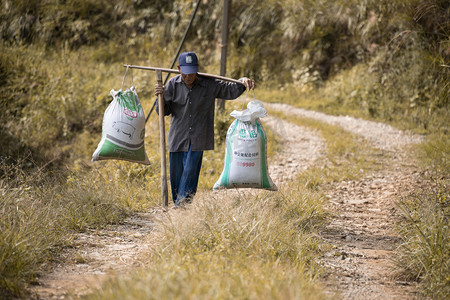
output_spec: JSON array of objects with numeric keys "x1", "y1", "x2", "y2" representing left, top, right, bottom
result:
[
  {"x1": 85, "y1": 185, "x2": 329, "y2": 300},
  {"x1": 0, "y1": 156, "x2": 163, "y2": 298},
  {"x1": 393, "y1": 134, "x2": 449, "y2": 299}
]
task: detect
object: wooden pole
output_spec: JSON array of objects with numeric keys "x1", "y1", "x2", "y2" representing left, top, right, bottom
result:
[
  {"x1": 123, "y1": 65, "x2": 242, "y2": 84},
  {"x1": 156, "y1": 70, "x2": 168, "y2": 207},
  {"x1": 217, "y1": 0, "x2": 232, "y2": 112}
]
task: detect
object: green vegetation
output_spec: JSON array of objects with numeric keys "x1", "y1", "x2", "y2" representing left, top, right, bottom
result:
[
  {"x1": 85, "y1": 185, "x2": 328, "y2": 300},
  {"x1": 393, "y1": 134, "x2": 449, "y2": 299},
  {"x1": 0, "y1": 0, "x2": 448, "y2": 298},
  {"x1": 395, "y1": 179, "x2": 449, "y2": 299},
  {"x1": 0, "y1": 157, "x2": 161, "y2": 298}
]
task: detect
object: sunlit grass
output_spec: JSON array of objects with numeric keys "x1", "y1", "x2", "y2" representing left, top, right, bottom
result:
[
  {"x1": 415, "y1": 132, "x2": 450, "y2": 176},
  {"x1": 82, "y1": 94, "x2": 389, "y2": 300},
  {"x1": 393, "y1": 132, "x2": 449, "y2": 298},
  {"x1": 0, "y1": 157, "x2": 160, "y2": 298},
  {"x1": 0, "y1": 0, "x2": 448, "y2": 297},
  {"x1": 395, "y1": 178, "x2": 449, "y2": 299},
  {"x1": 85, "y1": 182, "x2": 329, "y2": 300},
  {"x1": 257, "y1": 54, "x2": 449, "y2": 137}
]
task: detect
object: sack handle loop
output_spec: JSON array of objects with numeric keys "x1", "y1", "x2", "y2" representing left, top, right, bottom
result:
[
  {"x1": 121, "y1": 65, "x2": 134, "y2": 91},
  {"x1": 240, "y1": 88, "x2": 255, "y2": 110}
]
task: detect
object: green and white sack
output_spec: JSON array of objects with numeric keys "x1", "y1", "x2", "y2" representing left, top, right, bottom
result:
[
  {"x1": 213, "y1": 100, "x2": 277, "y2": 191},
  {"x1": 92, "y1": 85, "x2": 150, "y2": 165}
]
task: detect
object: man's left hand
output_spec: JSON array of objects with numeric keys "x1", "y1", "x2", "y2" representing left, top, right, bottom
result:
[{"x1": 241, "y1": 77, "x2": 256, "y2": 90}]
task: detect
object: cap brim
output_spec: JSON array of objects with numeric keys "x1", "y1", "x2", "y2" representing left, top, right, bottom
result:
[{"x1": 180, "y1": 65, "x2": 198, "y2": 75}]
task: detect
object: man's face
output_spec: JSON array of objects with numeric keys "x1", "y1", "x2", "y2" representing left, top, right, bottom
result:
[{"x1": 178, "y1": 66, "x2": 197, "y2": 87}]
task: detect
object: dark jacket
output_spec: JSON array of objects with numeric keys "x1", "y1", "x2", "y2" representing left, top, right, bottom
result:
[{"x1": 157, "y1": 75, "x2": 246, "y2": 152}]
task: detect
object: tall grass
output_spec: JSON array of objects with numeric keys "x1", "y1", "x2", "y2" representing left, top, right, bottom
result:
[
  {"x1": 0, "y1": 157, "x2": 161, "y2": 298},
  {"x1": 395, "y1": 179, "x2": 449, "y2": 299},
  {"x1": 2, "y1": 0, "x2": 448, "y2": 163},
  {"x1": 85, "y1": 183, "x2": 329, "y2": 300},
  {"x1": 1, "y1": 0, "x2": 448, "y2": 298},
  {"x1": 393, "y1": 133, "x2": 449, "y2": 299}
]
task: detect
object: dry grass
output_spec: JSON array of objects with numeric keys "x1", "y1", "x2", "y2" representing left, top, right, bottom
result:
[
  {"x1": 267, "y1": 109, "x2": 381, "y2": 187},
  {"x1": 85, "y1": 184, "x2": 329, "y2": 300},
  {"x1": 395, "y1": 178, "x2": 449, "y2": 299},
  {"x1": 0, "y1": 157, "x2": 160, "y2": 298},
  {"x1": 0, "y1": 1, "x2": 448, "y2": 297},
  {"x1": 393, "y1": 134, "x2": 449, "y2": 298}
]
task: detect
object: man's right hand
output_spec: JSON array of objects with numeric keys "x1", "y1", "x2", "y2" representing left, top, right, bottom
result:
[{"x1": 155, "y1": 83, "x2": 164, "y2": 96}]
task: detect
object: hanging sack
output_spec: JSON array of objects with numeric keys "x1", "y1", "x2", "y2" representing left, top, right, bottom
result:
[
  {"x1": 213, "y1": 96, "x2": 277, "y2": 191},
  {"x1": 92, "y1": 67, "x2": 150, "y2": 164}
]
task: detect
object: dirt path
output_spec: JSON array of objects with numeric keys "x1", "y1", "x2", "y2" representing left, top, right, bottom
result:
[
  {"x1": 32, "y1": 103, "x2": 423, "y2": 299},
  {"x1": 267, "y1": 103, "x2": 423, "y2": 299},
  {"x1": 319, "y1": 159, "x2": 421, "y2": 299}
]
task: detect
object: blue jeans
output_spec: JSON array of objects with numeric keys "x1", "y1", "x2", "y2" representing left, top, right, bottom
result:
[{"x1": 169, "y1": 146, "x2": 203, "y2": 206}]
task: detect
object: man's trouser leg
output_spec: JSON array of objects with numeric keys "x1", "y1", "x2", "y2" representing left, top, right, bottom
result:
[{"x1": 169, "y1": 146, "x2": 203, "y2": 206}]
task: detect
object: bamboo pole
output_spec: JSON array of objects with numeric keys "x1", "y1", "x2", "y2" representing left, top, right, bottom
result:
[
  {"x1": 156, "y1": 70, "x2": 168, "y2": 207},
  {"x1": 123, "y1": 64, "x2": 242, "y2": 84}
]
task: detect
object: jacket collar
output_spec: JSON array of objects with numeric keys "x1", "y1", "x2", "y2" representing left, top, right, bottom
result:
[{"x1": 175, "y1": 74, "x2": 207, "y2": 88}]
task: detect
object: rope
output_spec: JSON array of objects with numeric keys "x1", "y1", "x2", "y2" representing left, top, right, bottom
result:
[
  {"x1": 121, "y1": 66, "x2": 134, "y2": 91},
  {"x1": 145, "y1": 0, "x2": 202, "y2": 123},
  {"x1": 240, "y1": 88, "x2": 255, "y2": 110}
]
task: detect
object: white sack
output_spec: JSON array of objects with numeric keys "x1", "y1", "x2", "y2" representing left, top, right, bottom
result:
[
  {"x1": 214, "y1": 100, "x2": 277, "y2": 191},
  {"x1": 92, "y1": 86, "x2": 150, "y2": 165}
]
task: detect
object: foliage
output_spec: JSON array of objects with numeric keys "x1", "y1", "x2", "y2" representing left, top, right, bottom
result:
[
  {"x1": 395, "y1": 179, "x2": 449, "y2": 299},
  {"x1": 393, "y1": 133, "x2": 450, "y2": 298},
  {"x1": 85, "y1": 182, "x2": 328, "y2": 300},
  {"x1": 0, "y1": 157, "x2": 159, "y2": 297},
  {"x1": 1, "y1": 0, "x2": 448, "y2": 164}
]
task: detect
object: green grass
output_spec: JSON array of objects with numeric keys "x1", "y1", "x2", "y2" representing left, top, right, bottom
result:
[
  {"x1": 395, "y1": 179, "x2": 449, "y2": 299},
  {"x1": 258, "y1": 56, "x2": 448, "y2": 136},
  {"x1": 0, "y1": 157, "x2": 161, "y2": 298},
  {"x1": 85, "y1": 183, "x2": 329, "y2": 300},
  {"x1": 393, "y1": 133, "x2": 449, "y2": 299}
]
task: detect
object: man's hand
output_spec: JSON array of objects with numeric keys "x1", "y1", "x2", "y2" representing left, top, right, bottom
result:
[
  {"x1": 155, "y1": 83, "x2": 164, "y2": 96},
  {"x1": 240, "y1": 77, "x2": 256, "y2": 90}
]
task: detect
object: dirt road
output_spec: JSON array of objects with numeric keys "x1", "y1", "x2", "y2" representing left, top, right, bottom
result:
[{"x1": 32, "y1": 103, "x2": 423, "y2": 299}]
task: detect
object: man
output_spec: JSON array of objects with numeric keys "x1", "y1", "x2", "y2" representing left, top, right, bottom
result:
[{"x1": 155, "y1": 51, "x2": 255, "y2": 207}]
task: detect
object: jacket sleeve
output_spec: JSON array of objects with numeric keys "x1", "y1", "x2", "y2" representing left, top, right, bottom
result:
[
  {"x1": 213, "y1": 79, "x2": 246, "y2": 100},
  {"x1": 155, "y1": 84, "x2": 173, "y2": 116}
]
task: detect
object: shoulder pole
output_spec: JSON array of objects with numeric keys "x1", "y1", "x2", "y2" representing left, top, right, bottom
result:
[{"x1": 123, "y1": 65, "x2": 242, "y2": 84}]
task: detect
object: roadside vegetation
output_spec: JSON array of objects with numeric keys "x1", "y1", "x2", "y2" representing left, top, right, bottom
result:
[
  {"x1": 393, "y1": 136, "x2": 449, "y2": 298},
  {"x1": 0, "y1": 0, "x2": 448, "y2": 298},
  {"x1": 85, "y1": 182, "x2": 329, "y2": 300}
]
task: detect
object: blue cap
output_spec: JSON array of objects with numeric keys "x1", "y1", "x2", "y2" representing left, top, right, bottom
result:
[{"x1": 178, "y1": 52, "x2": 199, "y2": 74}]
